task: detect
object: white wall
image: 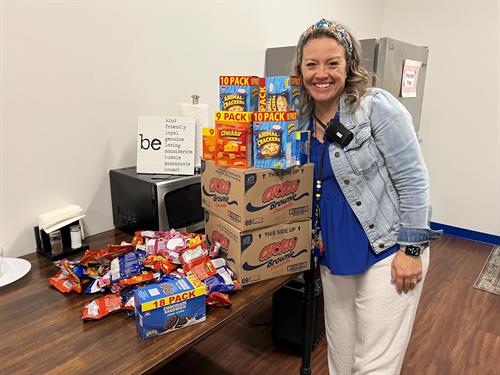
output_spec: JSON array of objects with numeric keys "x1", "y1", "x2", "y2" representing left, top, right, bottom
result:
[
  {"x1": 381, "y1": 1, "x2": 499, "y2": 236},
  {"x1": 2, "y1": 1, "x2": 385, "y2": 257},
  {"x1": 2, "y1": 1, "x2": 498, "y2": 258}
]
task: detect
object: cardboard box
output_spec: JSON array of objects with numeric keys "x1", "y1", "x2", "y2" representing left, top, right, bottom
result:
[
  {"x1": 219, "y1": 75, "x2": 260, "y2": 112},
  {"x1": 215, "y1": 111, "x2": 253, "y2": 169},
  {"x1": 201, "y1": 159, "x2": 313, "y2": 231},
  {"x1": 259, "y1": 76, "x2": 301, "y2": 113},
  {"x1": 205, "y1": 211, "x2": 311, "y2": 286},
  {"x1": 134, "y1": 275, "x2": 206, "y2": 339},
  {"x1": 252, "y1": 111, "x2": 298, "y2": 170}
]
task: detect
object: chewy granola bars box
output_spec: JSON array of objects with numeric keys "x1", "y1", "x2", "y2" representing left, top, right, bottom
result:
[{"x1": 219, "y1": 75, "x2": 260, "y2": 112}]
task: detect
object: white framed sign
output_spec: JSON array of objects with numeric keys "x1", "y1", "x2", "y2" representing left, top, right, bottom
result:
[
  {"x1": 137, "y1": 116, "x2": 195, "y2": 175},
  {"x1": 401, "y1": 59, "x2": 422, "y2": 98}
]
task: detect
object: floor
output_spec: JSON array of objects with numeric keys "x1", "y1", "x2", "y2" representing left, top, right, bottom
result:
[{"x1": 163, "y1": 235, "x2": 499, "y2": 375}]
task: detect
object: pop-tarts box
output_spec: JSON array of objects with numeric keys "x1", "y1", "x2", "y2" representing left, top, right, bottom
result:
[
  {"x1": 252, "y1": 111, "x2": 298, "y2": 169},
  {"x1": 134, "y1": 275, "x2": 206, "y2": 340},
  {"x1": 259, "y1": 76, "x2": 301, "y2": 113},
  {"x1": 219, "y1": 76, "x2": 260, "y2": 112}
]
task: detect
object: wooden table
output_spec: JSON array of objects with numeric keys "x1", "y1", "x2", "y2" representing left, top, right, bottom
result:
[{"x1": 0, "y1": 230, "x2": 296, "y2": 374}]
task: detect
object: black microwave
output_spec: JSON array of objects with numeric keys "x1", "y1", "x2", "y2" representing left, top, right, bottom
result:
[{"x1": 109, "y1": 167, "x2": 204, "y2": 234}]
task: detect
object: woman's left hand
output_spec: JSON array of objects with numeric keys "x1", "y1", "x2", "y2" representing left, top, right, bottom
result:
[{"x1": 391, "y1": 251, "x2": 422, "y2": 293}]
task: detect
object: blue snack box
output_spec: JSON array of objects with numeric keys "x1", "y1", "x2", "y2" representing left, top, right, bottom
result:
[
  {"x1": 252, "y1": 111, "x2": 298, "y2": 170},
  {"x1": 219, "y1": 76, "x2": 260, "y2": 112},
  {"x1": 259, "y1": 76, "x2": 301, "y2": 113},
  {"x1": 295, "y1": 130, "x2": 310, "y2": 165},
  {"x1": 134, "y1": 275, "x2": 206, "y2": 340}
]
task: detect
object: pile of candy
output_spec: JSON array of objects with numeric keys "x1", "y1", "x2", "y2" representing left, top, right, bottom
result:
[{"x1": 48, "y1": 229, "x2": 241, "y2": 320}]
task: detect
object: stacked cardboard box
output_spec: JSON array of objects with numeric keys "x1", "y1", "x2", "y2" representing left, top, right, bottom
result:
[{"x1": 200, "y1": 75, "x2": 313, "y2": 286}]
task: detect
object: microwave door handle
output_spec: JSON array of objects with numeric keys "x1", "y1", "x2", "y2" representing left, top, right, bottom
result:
[{"x1": 151, "y1": 187, "x2": 157, "y2": 223}]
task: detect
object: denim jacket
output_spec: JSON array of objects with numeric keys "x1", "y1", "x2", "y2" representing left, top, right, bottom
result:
[{"x1": 303, "y1": 88, "x2": 442, "y2": 254}]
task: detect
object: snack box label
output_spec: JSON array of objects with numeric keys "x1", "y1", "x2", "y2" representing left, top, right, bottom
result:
[
  {"x1": 205, "y1": 211, "x2": 311, "y2": 286},
  {"x1": 134, "y1": 275, "x2": 206, "y2": 339},
  {"x1": 219, "y1": 75, "x2": 260, "y2": 112}
]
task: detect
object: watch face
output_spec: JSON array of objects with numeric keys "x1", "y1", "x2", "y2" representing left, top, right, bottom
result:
[{"x1": 405, "y1": 245, "x2": 421, "y2": 256}]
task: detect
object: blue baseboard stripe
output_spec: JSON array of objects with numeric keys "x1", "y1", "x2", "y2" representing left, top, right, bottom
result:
[{"x1": 430, "y1": 222, "x2": 500, "y2": 246}]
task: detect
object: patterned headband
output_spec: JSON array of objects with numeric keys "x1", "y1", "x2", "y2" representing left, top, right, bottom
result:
[{"x1": 300, "y1": 18, "x2": 353, "y2": 54}]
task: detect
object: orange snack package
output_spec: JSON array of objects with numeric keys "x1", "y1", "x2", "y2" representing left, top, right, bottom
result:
[
  {"x1": 214, "y1": 111, "x2": 253, "y2": 169},
  {"x1": 202, "y1": 128, "x2": 217, "y2": 160}
]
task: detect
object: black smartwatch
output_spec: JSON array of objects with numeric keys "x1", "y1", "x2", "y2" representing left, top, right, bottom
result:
[{"x1": 402, "y1": 242, "x2": 429, "y2": 257}]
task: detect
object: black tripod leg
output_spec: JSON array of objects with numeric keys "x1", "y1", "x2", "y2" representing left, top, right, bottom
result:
[{"x1": 300, "y1": 256, "x2": 316, "y2": 375}]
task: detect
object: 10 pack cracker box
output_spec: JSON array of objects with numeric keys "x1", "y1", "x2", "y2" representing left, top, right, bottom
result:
[
  {"x1": 205, "y1": 211, "x2": 311, "y2": 286},
  {"x1": 201, "y1": 159, "x2": 313, "y2": 231},
  {"x1": 252, "y1": 111, "x2": 298, "y2": 170},
  {"x1": 134, "y1": 275, "x2": 206, "y2": 340},
  {"x1": 219, "y1": 76, "x2": 260, "y2": 112},
  {"x1": 259, "y1": 76, "x2": 301, "y2": 113}
]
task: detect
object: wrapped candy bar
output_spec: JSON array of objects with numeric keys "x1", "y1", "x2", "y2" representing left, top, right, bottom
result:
[
  {"x1": 183, "y1": 255, "x2": 217, "y2": 281},
  {"x1": 142, "y1": 255, "x2": 176, "y2": 274},
  {"x1": 206, "y1": 292, "x2": 232, "y2": 307},
  {"x1": 82, "y1": 293, "x2": 123, "y2": 320},
  {"x1": 119, "y1": 270, "x2": 155, "y2": 287}
]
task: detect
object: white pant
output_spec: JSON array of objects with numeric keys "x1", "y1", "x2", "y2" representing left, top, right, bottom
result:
[{"x1": 320, "y1": 249, "x2": 430, "y2": 375}]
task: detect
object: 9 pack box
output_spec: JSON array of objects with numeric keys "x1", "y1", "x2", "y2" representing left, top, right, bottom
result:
[
  {"x1": 215, "y1": 111, "x2": 253, "y2": 169},
  {"x1": 134, "y1": 275, "x2": 206, "y2": 340},
  {"x1": 252, "y1": 111, "x2": 298, "y2": 170},
  {"x1": 219, "y1": 75, "x2": 260, "y2": 112},
  {"x1": 259, "y1": 76, "x2": 301, "y2": 113}
]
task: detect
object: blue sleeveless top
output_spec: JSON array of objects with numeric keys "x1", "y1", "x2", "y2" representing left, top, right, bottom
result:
[{"x1": 309, "y1": 117, "x2": 399, "y2": 275}]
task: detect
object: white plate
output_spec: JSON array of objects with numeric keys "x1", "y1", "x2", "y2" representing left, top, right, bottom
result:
[{"x1": 0, "y1": 258, "x2": 32, "y2": 287}]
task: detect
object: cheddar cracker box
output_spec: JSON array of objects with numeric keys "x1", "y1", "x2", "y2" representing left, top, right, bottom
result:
[
  {"x1": 201, "y1": 159, "x2": 312, "y2": 231},
  {"x1": 205, "y1": 211, "x2": 311, "y2": 286},
  {"x1": 202, "y1": 127, "x2": 216, "y2": 160},
  {"x1": 219, "y1": 76, "x2": 260, "y2": 112},
  {"x1": 252, "y1": 111, "x2": 298, "y2": 170},
  {"x1": 259, "y1": 76, "x2": 301, "y2": 113},
  {"x1": 215, "y1": 111, "x2": 253, "y2": 169},
  {"x1": 134, "y1": 275, "x2": 206, "y2": 340}
]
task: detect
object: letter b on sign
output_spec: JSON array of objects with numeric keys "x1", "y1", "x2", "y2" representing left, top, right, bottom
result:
[{"x1": 139, "y1": 133, "x2": 161, "y2": 150}]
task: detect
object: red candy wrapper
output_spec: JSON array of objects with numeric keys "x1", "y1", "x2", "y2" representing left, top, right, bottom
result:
[
  {"x1": 82, "y1": 293, "x2": 123, "y2": 320},
  {"x1": 206, "y1": 292, "x2": 233, "y2": 307},
  {"x1": 119, "y1": 270, "x2": 155, "y2": 286},
  {"x1": 143, "y1": 256, "x2": 176, "y2": 274},
  {"x1": 183, "y1": 255, "x2": 217, "y2": 281},
  {"x1": 48, "y1": 270, "x2": 77, "y2": 294}
]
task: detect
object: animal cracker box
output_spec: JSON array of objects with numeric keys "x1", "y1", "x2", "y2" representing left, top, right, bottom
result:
[
  {"x1": 219, "y1": 76, "x2": 260, "y2": 112},
  {"x1": 134, "y1": 275, "x2": 206, "y2": 340},
  {"x1": 259, "y1": 76, "x2": 301, "y2": 113},
  {"x1": 252, "y1": 111, "x2": 299, "y2": 170}
]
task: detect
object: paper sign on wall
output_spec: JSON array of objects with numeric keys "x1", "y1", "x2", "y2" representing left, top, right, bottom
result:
[
  {"x1": 401, "y1": 59, "x2": 422, "y2": 98},
  {"x1": 137, "y1": 116, "x2": 195, "y2": 175}
]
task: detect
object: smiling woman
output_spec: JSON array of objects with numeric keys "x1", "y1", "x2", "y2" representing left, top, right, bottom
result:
[{"x1": 293, "y1": 18, "x2": 442, "y2": 375}]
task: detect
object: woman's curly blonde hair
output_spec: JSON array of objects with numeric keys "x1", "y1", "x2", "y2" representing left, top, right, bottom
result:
[{"x1": 293, "y1": 21, "x2": 372, "y2": 122}]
